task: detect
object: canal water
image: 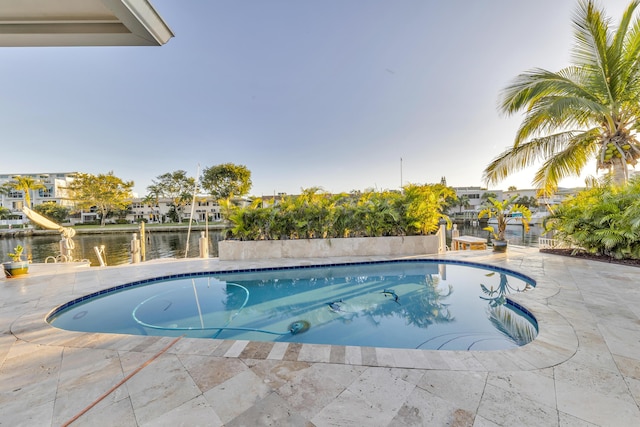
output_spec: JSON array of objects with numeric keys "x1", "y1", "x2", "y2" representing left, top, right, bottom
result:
[
  {"x1": 0, "y1": 231, "x2": 225, "y2": 267},
  {"x1": 0, "y1": 223, "x2": 546, "y2": 267}
]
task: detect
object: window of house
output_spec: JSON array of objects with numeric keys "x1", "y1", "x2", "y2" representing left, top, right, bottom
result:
[{"x1": 38, "y1": 187, "x2": 53, "y2": 198}]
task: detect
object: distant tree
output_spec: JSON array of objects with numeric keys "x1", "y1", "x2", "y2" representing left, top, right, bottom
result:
[
  {"x1": 453, "y1": 194, "x2": 471, "y2": 213},
  {"x1": 481, "y1": 192, "x2": 498, "y2": 204},
  {"x1": 144, "y1": 183, "x2": 162, "y2": 206},
  {"x1": 68, "y1": 172, "x2": 134, "y2": 227},
  {"x1": 508, "y1": 186, "x2": 517, "y2": 191},
  {"x1": 143, "y1": 183, "x2": 163, "y2": 222},
  {"x1": 2, "y1": 175, "x2": 45, "y2": 208},
  {"x1": 515, "y1": 195, "x2": 538, "y2": 210},
  {"x1": 0, "y1": 206, "x2": 11, "y2": 219},
  {"x1": 149, "y1": 170, "x2": 195, "y2": 222},
  {"x1": 33, "y1": 202, "x2": 70, "y2": 224},
  {"x1": 200, "y1": 163, "x2": 252, "y2": 200}
]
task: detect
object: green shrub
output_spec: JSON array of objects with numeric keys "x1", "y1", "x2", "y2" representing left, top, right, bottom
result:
[
  {"x1": 227, "y1": 185, "x2": 453, "y2": 241},
  {"x1": 545, "y1": 177, "x2": 640, "y2": 259}
]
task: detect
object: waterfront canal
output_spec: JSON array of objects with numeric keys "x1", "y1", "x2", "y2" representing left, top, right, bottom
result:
[{"x1": 0, "y1": 230, "x2": 225, "y2": 266}]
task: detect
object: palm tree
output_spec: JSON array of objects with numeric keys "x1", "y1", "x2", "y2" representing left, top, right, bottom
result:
[
  {"x1": 454, "y1": 194, "x2": 471, "y2": 213},
  {"x1": 2, "y1": 175, "x2": 46, "y2": 208},
  {"x1": 484, "y1": 0, "x2": 640, "y2": 193},
  {"x1": 143, "y1": 184, "x2": 163, "y2": 222},
  {"x1": 478, "y1": 196, "x2": 532, "y2": 242}
]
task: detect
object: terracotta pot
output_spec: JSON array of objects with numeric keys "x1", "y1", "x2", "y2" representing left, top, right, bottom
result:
[{"x1": 3, "y1": 261, "x2": 29, "y2": 278}]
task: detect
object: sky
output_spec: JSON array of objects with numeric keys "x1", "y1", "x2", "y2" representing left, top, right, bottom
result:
[{"x1": 0, "y1": 0, "x2": 635, "y2": 197}]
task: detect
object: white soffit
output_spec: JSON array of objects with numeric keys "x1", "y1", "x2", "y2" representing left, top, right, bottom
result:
[{"x1": 0, "y1": 0, "x2": 173, "y2": 47}]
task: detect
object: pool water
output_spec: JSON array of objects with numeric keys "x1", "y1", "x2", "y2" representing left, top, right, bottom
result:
[{"x1": 47, "y1": 260, "x2": 538, "y2": 351}]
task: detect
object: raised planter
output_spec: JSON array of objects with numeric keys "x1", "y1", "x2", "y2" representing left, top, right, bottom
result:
[
  {"x1": 3, "y1": 261, "x2": 29, "y2": 278},
  {"x1": 218, "y1": 235, "x2": 441, "y2": 261}
]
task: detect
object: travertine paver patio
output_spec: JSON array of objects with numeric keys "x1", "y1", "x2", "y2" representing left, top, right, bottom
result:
[{"x1": 1, "y1": 247, "x2": 640, "y2": 426}]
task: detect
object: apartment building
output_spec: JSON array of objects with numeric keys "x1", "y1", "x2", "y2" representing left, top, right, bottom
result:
[
  {"x1": 0, "y1": 172, "x2": 78, "y2": 223},
  {"x1": 127, "y1": 197, "x2": 225, "y2": 224}
]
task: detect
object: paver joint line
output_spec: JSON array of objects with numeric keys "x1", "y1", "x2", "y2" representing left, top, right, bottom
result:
[{"x1": 60, "y1": 335, "x2": 183, "y2": 427}]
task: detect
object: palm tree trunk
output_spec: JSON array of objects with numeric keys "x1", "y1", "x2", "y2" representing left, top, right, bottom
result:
[{"x1": 612, "y1": 158, "x2": 628, "y2": 185}]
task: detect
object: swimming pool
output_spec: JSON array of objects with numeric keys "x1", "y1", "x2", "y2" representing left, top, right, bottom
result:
[{"x1": 47, "y1": 260, "x2": 538, "y2": 351}]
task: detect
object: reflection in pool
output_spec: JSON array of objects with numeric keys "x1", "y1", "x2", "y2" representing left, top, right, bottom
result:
[{"x1": 47, "y1": 260, "x2": 538, "y2": 351}]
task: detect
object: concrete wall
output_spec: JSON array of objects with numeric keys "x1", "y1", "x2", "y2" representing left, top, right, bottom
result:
[{"x1": 218, "y1": 235, "x2": 440, "y2": 261}]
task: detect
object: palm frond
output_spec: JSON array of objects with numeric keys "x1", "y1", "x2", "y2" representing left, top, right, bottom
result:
[
  {"x1": 499, "y1": 67, "x2": 598, "y2": 118},
  {"x1": 531, "y1": 132, "x2": 599, "y2": 189},
  {"x1": 483, "y1": 131, "x2": 582, "y2": 186}
]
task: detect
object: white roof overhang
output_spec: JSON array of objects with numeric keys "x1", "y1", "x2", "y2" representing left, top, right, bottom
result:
[{"x1": 0, "y1": 0, "x2": 173, "y2": 47}]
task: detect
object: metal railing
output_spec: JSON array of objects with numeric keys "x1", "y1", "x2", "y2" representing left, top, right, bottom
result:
[{"x1": 538, "y1": 237, "x2": 576, "y2": 249}]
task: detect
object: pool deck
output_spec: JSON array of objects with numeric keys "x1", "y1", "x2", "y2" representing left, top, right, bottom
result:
[{"x1": 1, "y1": 247, "x2": 640, "y2": 426}]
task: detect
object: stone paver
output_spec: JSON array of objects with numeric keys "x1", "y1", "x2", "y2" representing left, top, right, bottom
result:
[{"x1": 1, "y1": 248, "x2": 640, "y2": 426}]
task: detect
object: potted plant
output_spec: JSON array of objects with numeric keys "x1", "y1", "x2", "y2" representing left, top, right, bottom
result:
[
  {"x1": 3, "y1": 245, "x2": 29, "y2": 278},
  {"x1": 478, "y1": 196, "x2": 531, "y2": 252}
]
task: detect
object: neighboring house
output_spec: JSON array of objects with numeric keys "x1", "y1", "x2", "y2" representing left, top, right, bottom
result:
[
  {"x1": 501, "y1": 188, "x2": 539, "y2": 202},
  {"x1": 452, "y1": 187, "x2": 504, "y2": 212},
  {"x1": 0, "y1": 170, "x2": 242, "y2": 226},
  {"x1": 453, "y1": 186, "x2": 585, "y2": 213},
  {"x1": 535, "y1": 187, "x2": 585, "y2": 211},
  {"x1": 0, "y1": 172, "x2": 78, "y2": 224},
  {"x1": 452, "y1": 186, "x2": 585, "y2": 226},
  {"x1": 126, "y1": 197, "x2": 234, "y2": 224}
]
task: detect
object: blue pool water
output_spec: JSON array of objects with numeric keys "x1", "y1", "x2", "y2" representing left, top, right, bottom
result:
[{"x1": 47, "y1": 260, "x2": 538, "y2": 351}]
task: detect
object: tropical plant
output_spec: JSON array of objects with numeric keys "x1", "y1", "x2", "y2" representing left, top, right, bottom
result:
[
  {"x1": 544, "y1": 176, "x2": 640, "y2": 259},
  {"x1": 2, "y1": 175, "x2": 46, "y2": 208},
  {"x1": 484, "y1": 0, "x2": 640, "y2": 193},
  {"x1": 225, "y1": 186, "x2": 453, "y2": 241},
  {"x1": 354, "y1": 190, "x2": 401, "y2": 237},
  {"x1": 7, "y1": 245, "x2": 24, "y2": 262},
  {"x1": 478, "y1": 195, "x2": 532, "y2": 241},
  {"x1": 403, "y1": 184, "x2": 454, "y2": 235}
]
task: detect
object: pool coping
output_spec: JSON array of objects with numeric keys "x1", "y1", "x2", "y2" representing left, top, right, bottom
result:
[{"x1": 9, "y1": 251, "x2": 577, "y2": 372}]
